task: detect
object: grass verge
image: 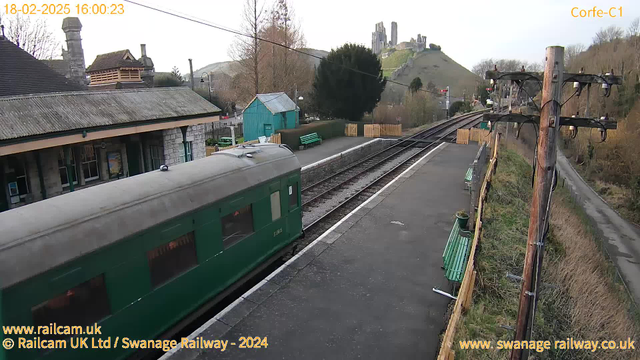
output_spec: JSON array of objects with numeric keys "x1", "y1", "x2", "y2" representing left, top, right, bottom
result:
[{"x1": 453, "y1": 148, "x2": 639, "y2": 359}]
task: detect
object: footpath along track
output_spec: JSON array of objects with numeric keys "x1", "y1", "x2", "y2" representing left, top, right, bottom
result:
[{"x1": 144, "y1": 111, "x2": 485, "y2": 360}]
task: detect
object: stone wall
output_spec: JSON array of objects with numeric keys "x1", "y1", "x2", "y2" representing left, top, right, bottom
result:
[
  {"x1": 162, "y1": 124, "x2": 206, "y2": 166},
  {"x1": 301, "y1": 139, "x2": 396, "y2": 188}
]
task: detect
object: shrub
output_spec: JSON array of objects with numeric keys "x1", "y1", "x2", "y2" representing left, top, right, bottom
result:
[{"x1": 277, "y1": 120, "x2": 345, "y2": 148}]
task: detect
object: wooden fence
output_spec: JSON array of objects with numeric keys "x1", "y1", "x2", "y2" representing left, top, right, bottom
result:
[
  {"x1": 363, "y1": 124, "x2": 402, "y2": 138},
  {"x1": 437, "y1": 133, "x2": 500, "y2": 360},
  {"x1": 456, "y1": 129, "x2": 470, "y2": 144},
  {"x1": 470, "y1": 128, "x2": 491, "y2": 144},
  {"x1": 345, "y1": 124, "x2": 358, "y2": 137}
]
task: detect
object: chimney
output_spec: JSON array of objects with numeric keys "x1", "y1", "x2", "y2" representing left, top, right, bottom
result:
[
  {"x1": 138, "y1": 44, "x2": 155, "y2": 87},
  {"x1": 61, "y1": 17, "x2": 87, "y2": 87}
]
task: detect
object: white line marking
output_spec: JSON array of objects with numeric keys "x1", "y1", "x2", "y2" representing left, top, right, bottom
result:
[{"x1": 165, "y1": 142, "x2": 446, "y2": 358}]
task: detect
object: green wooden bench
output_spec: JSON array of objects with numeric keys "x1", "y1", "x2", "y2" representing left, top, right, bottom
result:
[
  {"x1": 300, "y1": 133, "x2": 322, "y2": 148},
  {"x1": 464, "y1": 167, "x2": 473, "y2": 192},
  {"x1": 442, "y1": 221, "x2": 472, "y2": 283}
]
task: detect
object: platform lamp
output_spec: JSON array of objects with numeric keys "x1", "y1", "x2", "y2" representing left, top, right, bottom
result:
[{"x1": 200, "y1": 72, "x2": 212, "y2": 103}]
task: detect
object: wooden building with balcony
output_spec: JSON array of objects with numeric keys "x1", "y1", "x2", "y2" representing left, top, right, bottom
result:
[{"x1": 86, "y1": 50, "x2": 146, "y2": 89}]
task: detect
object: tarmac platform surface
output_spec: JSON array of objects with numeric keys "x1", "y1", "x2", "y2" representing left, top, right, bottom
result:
[
  {"x1": 169, "y1": 143, "x2": 480, "y2": 360},
  {"x1": 294, "y1": 136, "x2": 372, "y2": 167}
]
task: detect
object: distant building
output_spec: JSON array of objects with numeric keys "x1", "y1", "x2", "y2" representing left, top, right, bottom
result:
[
  {"x1": 243, "y1": 93, "x2": 298, "y2": 141},
  {"x1": 86, "y1": 49, "x2": 147, "y2": 89},
  {"x1": 391, "y1": 22, "x2": 398, "y2": 47}
]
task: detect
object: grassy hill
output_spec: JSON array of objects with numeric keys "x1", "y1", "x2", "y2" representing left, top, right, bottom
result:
[
  {"x1": 381, "y1": 49, "x2": 414, "y2": 77},
  {"x1": 382, "y1": 50, "x2": 483, "y2": 102}
]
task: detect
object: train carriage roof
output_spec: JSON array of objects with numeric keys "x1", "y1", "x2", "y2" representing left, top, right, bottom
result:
[{"x1": 0, "y1": 144, "x2": 300, "y2": 289}]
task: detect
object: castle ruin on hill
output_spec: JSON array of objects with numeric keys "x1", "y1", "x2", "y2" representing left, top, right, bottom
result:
[{"x1": 371, "y1": 21, "x2": 427, "y2": 56}]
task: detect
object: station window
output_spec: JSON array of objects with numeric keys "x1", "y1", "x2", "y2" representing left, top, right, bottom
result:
[
  {"x1": 32, "y1": 274, "x2": 111, "y2": 330},
  {"x1": 81, "y1": 145, "x2": 100, "y2": 181},
  {"x1": 222, "y1": 205, "x2": 254, "y2": 248},
  {"x1": 147, "y1": 232, "x2": 198, "y2": 288},
  {"x1": 270, "y1": 191, "x2": 281, "y2": 221},
  {"x1": 185, "y1": 142, "x2": 193, "y2": 162},
  {"x1": 289, "y1": 183, "x2": 298, "y2": 210},
  {"x1": 58, "y1": 149, "x2": 78, "y2": 187}
]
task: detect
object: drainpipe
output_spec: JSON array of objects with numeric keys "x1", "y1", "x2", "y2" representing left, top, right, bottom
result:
[
  {"x1": 64, "y1": 146, "x2": 74, "y2": 192},
  {"x1": 36, "y1": 151, "x2": 47, "y2": 199},
  {"x1": 180, "y1": 126, "x2": 189, "y2": 162}
]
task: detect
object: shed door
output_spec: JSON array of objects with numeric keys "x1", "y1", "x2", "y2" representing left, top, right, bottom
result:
[{"x1": 264, "y1": 124, "x2": 273, "y2": 137}]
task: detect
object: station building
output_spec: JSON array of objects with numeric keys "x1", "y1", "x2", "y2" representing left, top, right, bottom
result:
[{"x1": 0, "y1": 30, "x2": 220, "y2": 212}]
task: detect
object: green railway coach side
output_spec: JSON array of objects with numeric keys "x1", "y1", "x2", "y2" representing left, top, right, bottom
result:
[{"x1": 0, "y1": 144, "x2": 302, "y2": 360}]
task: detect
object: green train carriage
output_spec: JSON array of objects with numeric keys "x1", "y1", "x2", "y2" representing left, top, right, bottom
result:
[{"x1": 0, "y1": 144, "x2": 302, "y2": 360}]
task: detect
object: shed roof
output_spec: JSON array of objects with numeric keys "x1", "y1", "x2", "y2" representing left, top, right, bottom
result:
[
  {"x1": 0, "y1": 37, "x2": 84, "y2": 97},
  {"x1": 86, "y1": 50, "x2": 144, "y2": 72},
  {"x1": 0, "y1": 87, "x2": 221, "y2": 141},
  {"x1": 249, "y1": 92, "x2": 297, "y2": 115}
]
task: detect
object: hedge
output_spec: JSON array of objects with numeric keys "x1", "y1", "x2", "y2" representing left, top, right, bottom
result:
[{"x1": 277, "y1": 120, "x2": 345, "y2": 148}]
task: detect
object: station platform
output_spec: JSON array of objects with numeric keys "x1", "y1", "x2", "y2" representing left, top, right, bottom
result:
[
  {"x1": 294, "y1": 136, "x2": 372, "y2": 167},
  {"x1": 166, "y1": 143, "x2": 480, "y2": 360}
]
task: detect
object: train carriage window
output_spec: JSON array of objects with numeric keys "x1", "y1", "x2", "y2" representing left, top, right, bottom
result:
[
  {"x1": 289, "y1": 183, "x2": 298, "y2": 210},
  {"x1": 147, "y1": 232, "x2": 198, "y2": 288},
  {"x1": 270, "y1": 191, "x2": 281, "y2": 221},
  {"x1": 222, "y1": 205, "x2": 254, "y2": 248},
  {"x1": 32, "y1": 274, "x2": 111, "y2": 330}
]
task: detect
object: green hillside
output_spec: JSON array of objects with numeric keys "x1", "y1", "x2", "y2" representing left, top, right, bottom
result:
[
  {"x1": 381, "y1": 50, "x2": 483, "y2": 102},
  {"x1": 381, "y1": 49, "x2": 414, "y2": 77}
]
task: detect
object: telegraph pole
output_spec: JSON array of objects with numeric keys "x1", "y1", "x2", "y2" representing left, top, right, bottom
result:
[{"x1": 510, "y1": 46, "x2": 564, "y2": 360}]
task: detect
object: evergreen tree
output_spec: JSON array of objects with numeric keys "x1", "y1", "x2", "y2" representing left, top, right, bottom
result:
[
  {"x1": 312, "y1": 44, "x2": 386, "y2": 121},
  {"x1": 409, "y1": 77, "x2": 423, "y2": 94}
]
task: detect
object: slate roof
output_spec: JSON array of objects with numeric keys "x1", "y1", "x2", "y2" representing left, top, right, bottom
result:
[
  {"x1": 41, "y1": 59, "x2": 70, "y2": 77},
  {"x1": 0, "y1": 87, "x2": 221, "y2": 141},
  {"x1": 251, "y1": 92, "x2": 297, "y2": 114},
  {"x1": 86, "y1": 50, "x2": 144, "y2": 72},
  {"x1": 0, "y1": 37, "x2": 84, "y2": 97}
]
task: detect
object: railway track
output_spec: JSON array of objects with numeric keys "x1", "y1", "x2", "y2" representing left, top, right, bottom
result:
[{"x1": 298, "y1": 111, "x2": 484, "y2": 245}]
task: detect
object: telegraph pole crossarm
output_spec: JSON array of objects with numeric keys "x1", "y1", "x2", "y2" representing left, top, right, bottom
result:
[
  {"x1": 482, "y1": 113, "x2": 618, "y2": 129},
  {"x1": 485, "y1": 70, "x2": 623, "y2": 86}
]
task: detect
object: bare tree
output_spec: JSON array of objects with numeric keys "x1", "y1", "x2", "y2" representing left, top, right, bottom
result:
[
  {"x1": 564, "y1": 43, "x2": 585, "y2": 70},
  {"x1": 229, "y1": 0, "x2": 267, "y2": 99},
  {"x1": 471, "y1": 58, "x2": 494, "y2": 78},
  {"x1": 0, "y1": 13, "x2": 60, "y2": 59},
  {"x1": 260, "y1": 0, "x2": 311, "y2": 98},
  {"x1": 627, "y1": 18, "x2": 640, "y2": 38},
  {"x1": 593, "y1": 25, "x2": 624, "y2": 45}
]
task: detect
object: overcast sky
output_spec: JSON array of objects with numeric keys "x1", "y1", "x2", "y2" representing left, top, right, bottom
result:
[{"x1": 8, "y1": 0, "x2": 639, "y2": 74}]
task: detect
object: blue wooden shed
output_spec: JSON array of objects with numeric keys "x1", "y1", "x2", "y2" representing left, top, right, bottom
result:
[{"x1": 243, "y1": 92, "x2": 298, "y2": 141}]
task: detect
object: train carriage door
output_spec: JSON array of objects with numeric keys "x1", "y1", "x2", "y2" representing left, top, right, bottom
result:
[{"x1": 286, "y1": 174, "x2": 302, "y2": 239}]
